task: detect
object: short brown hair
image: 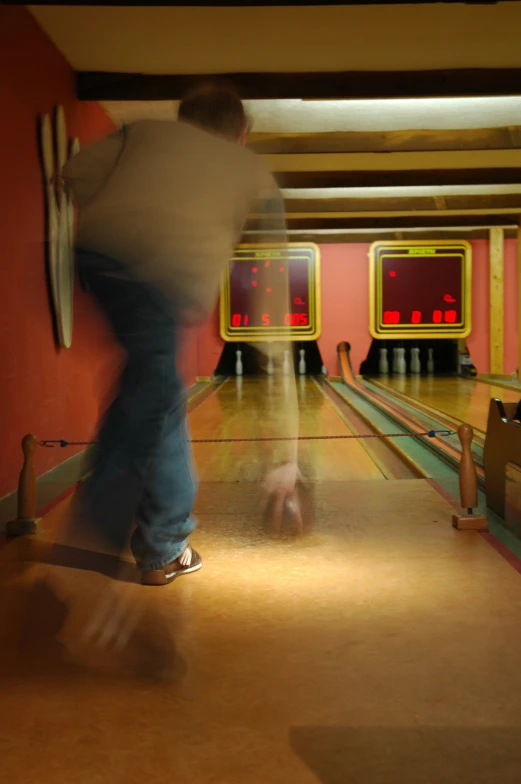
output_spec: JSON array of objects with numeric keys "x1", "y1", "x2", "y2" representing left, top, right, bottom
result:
[{"x1": 178, "y1": 81, "x2": 249, "y2": 141}]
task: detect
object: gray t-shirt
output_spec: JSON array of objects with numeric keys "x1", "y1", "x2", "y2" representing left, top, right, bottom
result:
[{"x1": 63, "y1": 119, "x2": 286, "y2": 318}]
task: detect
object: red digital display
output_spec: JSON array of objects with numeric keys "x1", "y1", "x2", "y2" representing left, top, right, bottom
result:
[
  {"x1": 370, "y1": 242, "x2": 471, "y2": 338},
  {"x1": 220, "y1": 244, "x2": 320, "y2": 342}
]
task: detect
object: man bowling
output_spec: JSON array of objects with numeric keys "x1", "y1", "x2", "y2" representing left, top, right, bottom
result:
[{"x1": 62, "y1": 82, "x2": 301, "y2": 590}]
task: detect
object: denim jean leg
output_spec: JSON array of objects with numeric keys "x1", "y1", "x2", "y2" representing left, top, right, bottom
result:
[
  {"x1": 131, "y1": 399, "x2": 198, "y2": 570},
  {"x1": 77, "y1": 253, "x2": 194, "y2": 562}
]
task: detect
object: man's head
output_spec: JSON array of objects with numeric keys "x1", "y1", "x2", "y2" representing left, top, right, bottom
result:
[{"x1": 178, "y1": 81, "x2": 249, "y2": 145}]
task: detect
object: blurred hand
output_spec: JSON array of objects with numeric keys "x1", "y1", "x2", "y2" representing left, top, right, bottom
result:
[
  {"x1": 81, "y1": 577, "x2": 144, "y2": 651},
  {"x1": 263, "y1": 462, "x2": 304, "y2": 534},
  {"x1": 51, "y1": 173, "x2": 65, "y2": 196}
]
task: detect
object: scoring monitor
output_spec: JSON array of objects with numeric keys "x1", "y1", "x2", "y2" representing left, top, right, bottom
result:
[
  {"x1": 369, "y1": 240, "x2": 471, "y2": 339},
  {"x1": 220, "y1": 243, "x2": 321, "y2": 342}
]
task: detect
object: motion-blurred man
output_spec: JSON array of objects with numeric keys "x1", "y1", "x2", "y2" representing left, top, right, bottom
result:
[{"x1": 62, "y1": 82, "x2": 300, "y2": 588}]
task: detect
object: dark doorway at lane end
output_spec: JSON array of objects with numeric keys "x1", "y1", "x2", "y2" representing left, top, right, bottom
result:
[{"x1": 215, "y1": 340, "x2": 324, "y2": 376}]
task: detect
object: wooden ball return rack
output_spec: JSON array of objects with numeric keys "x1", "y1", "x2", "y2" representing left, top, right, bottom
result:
[{"x1": 483, "y1": 398, "x2": 521, "y2": 532}]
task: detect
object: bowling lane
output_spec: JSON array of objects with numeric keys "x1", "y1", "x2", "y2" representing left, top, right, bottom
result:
[
  {"x1": 375, "y1": 375, "x2": 520, "y2": 434},
  {"x1": 7, "y1": 376, "x2": 521, "y2": 784},
  {"x1": 190, "y1": 377, "x2": 385, "y2": 482}
]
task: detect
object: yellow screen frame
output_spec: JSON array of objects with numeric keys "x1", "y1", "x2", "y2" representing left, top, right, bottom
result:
[
  {"x1": 369, "y1": 239, "x2": 472, "y2": 340},
  {"x1": 220, "y1": 242, "x2": 321, "y2": 343}
]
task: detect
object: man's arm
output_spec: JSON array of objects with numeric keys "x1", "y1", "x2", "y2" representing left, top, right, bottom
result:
[
  {"x1": 61, "y1": 129, "x2": 126, "y2": 208},
  {"x1": 246, "y1": 172, "x2": 299, "y2": 470}
]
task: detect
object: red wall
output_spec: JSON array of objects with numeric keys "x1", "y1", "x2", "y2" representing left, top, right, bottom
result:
[
  {"x1": 316, "y1": 243, "x2": 371, "y2": 376},
  {"x1": 0, "y1": 8, "x2": 122, "y2": 498},
  {"x1": 317, "y1": 240, "x2": 518, "y2": 377},
  {"x1": 190, "y1": 239, "x2": 519, "y2": 381}
]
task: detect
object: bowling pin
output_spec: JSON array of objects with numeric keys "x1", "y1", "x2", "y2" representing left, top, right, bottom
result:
[
  {"x1": 398, "y1": 348, "x2": 407, "y2": 375},
  {"x1": 235, "y1": 349, "x2": 243, "y2": 376},
  {"x1": 299, "y1": 349, "x2": 306, "y2": 375},
  {"x1": 410, "y1": 347, "x2": 421, "y2": 374},
  {"x1": 321, "y1": 365, "x2": 328, "y2": 376},
  {"x1": 392, "y1": 347, "x2": 400, "y2": 374},
  {"x1": 379, "y1": 347, "x2": 389, "y2": 375},
  {"x1": 283, "y1": 350, "x2": 290, "y2": 375},
  {"x1": 427, "y1": 348, "x2": 434, "y2": 374},
  {"x1": 267, "y1": 344, "x2": 274, "y2": 376}
]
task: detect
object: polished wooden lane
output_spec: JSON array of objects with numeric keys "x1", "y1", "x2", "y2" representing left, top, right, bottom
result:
[
  {"x1": 376, "y1": 375, "x2": 520, "y2": 434},
  {"x1": 190, "y1": 377, "x2": 385, "y2": 483},
  {"x1": 3, "y1": 377, "x2": 521, "y2": 783}
]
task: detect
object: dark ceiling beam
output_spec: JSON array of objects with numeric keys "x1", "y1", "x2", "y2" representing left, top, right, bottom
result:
[
  {"x1": 282, "y1": 194, "x2": 521, "y2": 213},
  {"x1": 243, "y1": 229, "x2": 518, "y2": 244},
  {"x1": 16, "y1": 1, "x2": 516, "y2": 6},
  {"x1": 77, "y1": 68, "x2": 521, "y2": 101},
  {"x1": 246, "y1": 215, "x2": 518, "y2": 231},
  {"x1": 249, "y1": 128, "x2": 521, "y2": 155},
  {"x1": 285, "y1": 215, "x2": 518, "y2": 230},
  {"x1": 275, "y1": 169, "x2": 521, "y2": 189}
]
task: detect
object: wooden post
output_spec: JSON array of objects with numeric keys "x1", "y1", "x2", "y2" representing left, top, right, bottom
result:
[
  {"x1": 489, "y1": 227, "x2": 504, "y2": 376},
  {"x1": 452, "y1": 424, "x2": 488, "y2": 530},
  {"x1": 517, "y1": 224, "x2": 521, "y2": 383},
  {"x1": 5, "y1": 435, "x2": 41, "y2": 536}
]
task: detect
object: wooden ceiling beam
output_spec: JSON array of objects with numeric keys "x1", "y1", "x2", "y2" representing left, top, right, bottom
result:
[
  {"x1": 276, "y1": 169, "x2": 521, "y2": 189},
  {"x1": 249, "y1": 128, "x2": 521, "y2": 155},
  {"x1": 77, "y1": 68, "x2": 521, "y2": 101},
  {"x1": 20, "y1": 0, "x2": 518, "y2": 6},
  {"x1": 292, "y1": 215, "x2": 518, "y2": 230},
  {"x1": 242, "y1": 229, "x2": 518, "y2": 244},
  {"x1": 281, "y1": 194, "x2": 521, "y2": 214},
  {"x1": 247, "y1": 215, "x2": 519, "y2": 231}
]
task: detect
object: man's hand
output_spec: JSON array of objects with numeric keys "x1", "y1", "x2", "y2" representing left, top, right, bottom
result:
[{"x1": 262, "y1": 462, "x2": 304, "y2": 535}]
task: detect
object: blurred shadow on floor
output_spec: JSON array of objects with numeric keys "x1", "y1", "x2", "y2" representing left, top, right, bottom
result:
[
  {"x1": 0, "y1": 569, "x2": 187, "y2": 686},
  {"x1": 290, "y1": 727, "x2": 521, "y2": 783}
]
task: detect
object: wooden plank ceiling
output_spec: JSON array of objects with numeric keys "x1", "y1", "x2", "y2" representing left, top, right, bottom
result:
[
  {"x1": 86, "y1": 74, "x2": 521, "y2": 244},
  {"x1": 27, "y1": 2, "x2": 521, "y2": 243},
  {"x1": 243, "y1": 116, "x2": 521, "y2": 243}
]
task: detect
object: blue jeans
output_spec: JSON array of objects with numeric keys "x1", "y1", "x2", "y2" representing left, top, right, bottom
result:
[{"x1": 77, "y1": 250, "x2": 197, "y2": 570}]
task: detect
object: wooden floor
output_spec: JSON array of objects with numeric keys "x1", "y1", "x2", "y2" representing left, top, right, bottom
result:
[
  {"x1": 2, "y1": 378, "x2": 521, "y2": 783},
  {"x1": 192, "y1": 377, "x2": 384, "y2": 483},
  {"x1": 376, "y1": 375, "x2": 521, "y2": 433}
]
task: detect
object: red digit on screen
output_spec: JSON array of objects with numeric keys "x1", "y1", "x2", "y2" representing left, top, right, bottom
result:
[
  {"x1": 433, "y1": 310, "x2": 442, "y2": 324},
  {"x1": 383, "y1": 311, "x2": 400, "y2": 324},
  {"x1": 232, "y1": 314, "x2": 241, "y2": 327},
  {"x1": 444, "y1": 310, "x2": 456, "y2": 323},
  {"x1": 411, "y1": 310, "x2": 421, "y2": 324},
  {"x1": 298, "y1": 314, "x2": 308, "y2": 326},
  {"x1": 262, "y1": 314, "x2": 270, "y2": 326},
  {"x1": 244, "y1": 315, "x2": 249, "y2": 326}
]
